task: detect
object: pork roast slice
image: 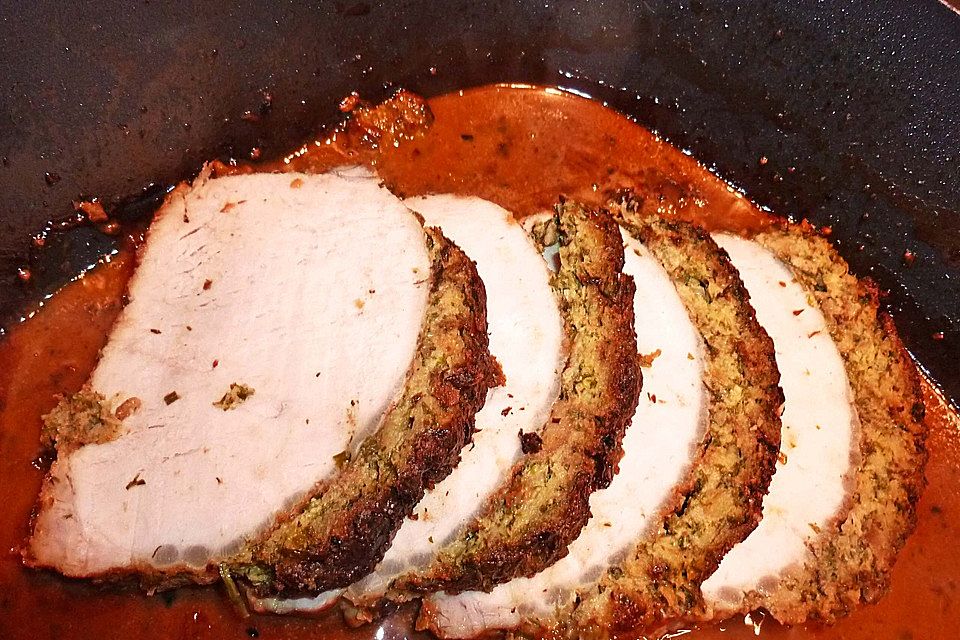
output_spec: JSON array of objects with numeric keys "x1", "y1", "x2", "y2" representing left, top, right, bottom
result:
[
  {"x1": 700, "y1": 233, "x2": 859, "y2": 616},
  {"x1": 710, "y1": 225, "x2": 926, "y2": 624},
  {"x1": 337, "y1": 195, "x2": 565, "y2": 616},
  {"x1": 233, "y1": 223, "x2": 499, "y2": 595},
  {"x1": 417, "y1": 226, "x2": 708, "y2": 638},
  {"x1": 24, "y1": 168, "x2": 478, "y2": 587},
  {"x1": 396, "y1": 201, "x2": 642, "y2": 595}
]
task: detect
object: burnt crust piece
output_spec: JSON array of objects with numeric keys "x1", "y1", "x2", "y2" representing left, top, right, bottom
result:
[
  {"x1": 395, "y1": 201, "x2": 641, "y2": 595},
  {"x1": 744, "y1": 224, "x2": 927, "y2": 624},
  {"x1": 231, "y1": 227, "x2": 500, "y2": 596},
  {"x1": 571, "y1": 194, "x2": 783, "y2": 635}
]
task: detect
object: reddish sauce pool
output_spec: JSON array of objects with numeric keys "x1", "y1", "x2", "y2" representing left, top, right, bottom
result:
[{"x1": 1, "y1": 85, "x2": 957, "y2": 640}]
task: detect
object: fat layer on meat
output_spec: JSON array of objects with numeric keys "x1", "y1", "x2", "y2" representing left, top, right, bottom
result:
[
  {"x1": 250, "y1": 589, "x2": 344, "y2": 616},
  {"x1": 701, "y1": 234, "x2": 858, "y2": 615},
  {"x1": 26, "y1": 169, "x2": 431, "y2": 581},
  {"x1": 418, "y1": 228, "x2": 707, "y2": 638}
]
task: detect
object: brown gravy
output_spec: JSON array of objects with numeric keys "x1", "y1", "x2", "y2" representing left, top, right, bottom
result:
[{"x1": 1, "y1": 85, "x2": 957, "y2": 640}]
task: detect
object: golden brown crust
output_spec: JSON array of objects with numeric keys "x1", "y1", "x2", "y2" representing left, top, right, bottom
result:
[
  {"x1": 396, "y1": 201, "x2": 641, "y2": 595},
  {"x1": 570, "y1": 194, "x2": 783, "y2": 636},
  {"x1": 228, "y1": 226, "x2": 500, "y2": 596},
  {"x1": 22, "y1": 199, "x2": 498, "y2": 597},
  {"x1": 741, "y1": 223, "x2": 927, "y2": 624},
  {"x1": 38, "y1": 389, "x2": 126, "y2": 455}
]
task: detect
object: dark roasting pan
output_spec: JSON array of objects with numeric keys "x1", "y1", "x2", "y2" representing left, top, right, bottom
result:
[{"x1": 0, "y1": 0, "x2": 957, "y2": 405}]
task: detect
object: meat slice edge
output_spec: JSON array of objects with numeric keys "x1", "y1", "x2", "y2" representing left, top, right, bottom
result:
[
  {"x1": 232, "y1": 224, "x2": 500, "y2": 595},
  {"x1": 335, "y1": 195, "x2": 565, "y2": 615},
  {"x1": 417, "y1": 227, "x2": 707, "y2": 639},
  {"x1": 396, "y1": 201, "x2": 642, "y2": 595},
  {"x1": 25, "y1": 169, "x2": 432, "y2": 583},
  {"x1": 568, "y1": 198, "x2": 783, "y2": 636},
  {"x1": 700, "y1": 233, "x2": 858, "y2": 616}
]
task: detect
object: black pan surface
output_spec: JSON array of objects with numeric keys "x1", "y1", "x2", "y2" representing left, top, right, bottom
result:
[{"x1": 0, "y1": 0, "x2": 957, "y2": 404}]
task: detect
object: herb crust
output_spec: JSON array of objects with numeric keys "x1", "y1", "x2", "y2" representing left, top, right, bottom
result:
[
  {"x1": 397, "y1": 201, "x2": 641, "y2": 595},
  {"x1": 232, "y1": 226, "x2": 500, "y2": 596},
  {"x1": 569, "y1": 194, "x2": 783, "y2": 636}
]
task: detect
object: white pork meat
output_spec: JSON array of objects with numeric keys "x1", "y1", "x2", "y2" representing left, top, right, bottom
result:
[
  {"x1": 700, "y1": 234, "x2": 857, "y2": 615},
  {"x1": 418, "y1": 227, "x2": 706, "y2": 638},
  {"x1": 27, "y1": 168, "x2": 431, "y2": 580},
  {"x1": 340, "y1": 195, "x2": 565, "y2": 611}
]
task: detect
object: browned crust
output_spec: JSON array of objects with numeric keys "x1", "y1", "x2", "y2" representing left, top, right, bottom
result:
[
  {"x1": 737, "y1": 223, "x2": 927, "y2": 624},
  {"x1": 38, "y1": 389, "x2": 126, "y2": 456},
  {"x1": 395, "y1": 201, "x2": 641, "y2": 595},
  {"x1": 570, "y1": 194, "x2": 783, "y2": 636},
  {"x1": 338, "y1": 89, "x2": 434, "y2": 152},
  {"x1": 23, "y1": 221, "x2": 497, "y2": 594},
  {"x1": 230, "y1": 227, "x2": 500, "y2": 596}
]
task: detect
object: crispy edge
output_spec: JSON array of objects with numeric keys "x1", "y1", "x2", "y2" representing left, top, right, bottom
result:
[
  {"x1": 396, "y1": 201, "x2": 641, "y2": 595},
  {"x1": 569, "y1": 194, "x2": 783, "y2": 637},
  {"x1": 742, "y1": 223, "x2": 927, "y2": 624},
  {"x1": 230, "y1": 227, "x2": 501, "y2": 596}
]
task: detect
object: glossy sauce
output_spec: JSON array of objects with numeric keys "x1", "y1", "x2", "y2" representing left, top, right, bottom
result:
[{"x1": 1, "y1": 85, "x2": 957, "y2": 640}]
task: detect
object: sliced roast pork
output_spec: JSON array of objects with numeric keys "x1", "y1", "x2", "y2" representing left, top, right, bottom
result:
[
  {"x1": 396, "y1": 201, "x2": 641, "y2": 595},
  {"x1": 417, "y1": 227, "x2": 707, "y2": 638},
  {"x1": 234, "y1": 224, "x2": 498, "y2": 596},
  {"x1": 25, "y1": 169, "x2": 497, "y2": 590},
  {"x1": 569, "y1": 198, "x2": 783, "y2": 636},
  {"x1": 335, "y1": 196, "x2": 565, "y2": 616},
  {"x1": 706, "y1": 225, "x2": 926, "y2": 624},
  {"x1": 699, "y1": 234, "x2": 858, "y2": 617}
]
